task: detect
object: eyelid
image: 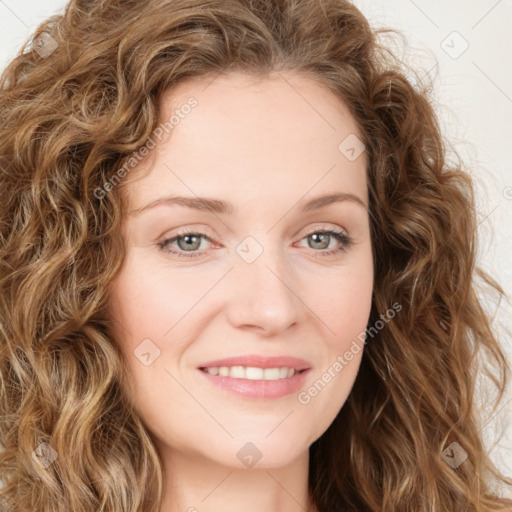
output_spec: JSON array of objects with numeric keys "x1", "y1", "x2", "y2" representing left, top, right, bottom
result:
[
  {"x1": 300, "y1": 223, "x2": 348, "y2": 237},
  {"x1": 157, "y1": 224, "x2": 217, "y2": 243},
  {"x1": 159, "y1": 222, "x2": 348, "y2": 245}
]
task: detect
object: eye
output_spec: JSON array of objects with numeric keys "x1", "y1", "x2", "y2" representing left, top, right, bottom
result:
[
  {"x1": 157, "y1": 227, "x2": 353, "y2": 259},
  {"x1": 295, "y1": 228, "x2": 352, "y2": 257},
  {"x1": 157, "y1": 231, "x2": 213, "y2": 259}
]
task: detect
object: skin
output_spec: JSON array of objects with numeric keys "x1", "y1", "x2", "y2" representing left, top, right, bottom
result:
[{"x1": 108, "y1": 70, "x2": 374, "y2": 512}]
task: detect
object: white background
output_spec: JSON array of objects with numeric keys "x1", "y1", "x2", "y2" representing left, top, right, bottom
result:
[{"x1": 1, "y1": 0, "x2": 511, "y2": 495}]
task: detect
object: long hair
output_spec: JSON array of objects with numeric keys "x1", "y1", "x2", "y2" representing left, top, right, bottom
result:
[{"x1": 1, "y1": 0, "x2": 511, "y2": 510}]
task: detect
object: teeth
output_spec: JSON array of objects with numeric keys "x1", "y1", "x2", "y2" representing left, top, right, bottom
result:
[
  {"x1": 245, "y1": 367, "x2": 263, "y2": 380},
  {"x1": 203, "y1": 366, "x2": 297, "y2": 380},
  {"x1": 263, "y1": 368, "x2": 280, "y2": 380},
  {"x1": 229, "y1": 366, "x2": 245, "y2": 379}
]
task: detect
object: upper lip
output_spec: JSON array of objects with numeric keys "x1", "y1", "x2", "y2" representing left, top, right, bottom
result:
[{"x1": 198, "y1": 354, "x2": 311, "y2": 371}]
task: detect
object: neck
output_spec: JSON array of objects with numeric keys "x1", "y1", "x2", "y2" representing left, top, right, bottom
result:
[{"x1": 153, "y1": 447, "x2": 318, "y2": 512}]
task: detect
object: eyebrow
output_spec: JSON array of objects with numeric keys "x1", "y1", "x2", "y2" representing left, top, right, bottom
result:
[{"x1": 127, "y1": 191, "x2": 368, "y2": 216}]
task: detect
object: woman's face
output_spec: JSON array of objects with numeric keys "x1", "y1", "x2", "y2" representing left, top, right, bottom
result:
[{"x1": 108, "y1": 71, "x2": 374, "y2": 468}]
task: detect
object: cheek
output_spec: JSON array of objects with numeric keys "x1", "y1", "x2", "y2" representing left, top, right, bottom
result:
[
  {"x1": 109, "y1": 249, "x2": 211, "y2": 341},
  {"x1": 296, "y1": 259, "x2": 372, "y2": 428},
  {"x1": 333, "y1": 277, "x2": 373, "y2": 346},
  {"x1": 306, "y1": 260, "x2": 373, "y2": 348}
]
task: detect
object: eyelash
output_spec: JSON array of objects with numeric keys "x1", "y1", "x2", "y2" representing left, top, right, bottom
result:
[{"x1": 157, "y1": 227, "x2": 352, "y2": 259}]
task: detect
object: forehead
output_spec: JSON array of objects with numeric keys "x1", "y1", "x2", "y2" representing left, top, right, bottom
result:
[{"x1": 120, "y1": 70, "x2": 368, "y2": 212}]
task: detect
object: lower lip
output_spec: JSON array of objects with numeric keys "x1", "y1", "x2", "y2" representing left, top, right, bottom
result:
[{"x1": 198, "y1": 368, "x2": 310, "y2": 399}]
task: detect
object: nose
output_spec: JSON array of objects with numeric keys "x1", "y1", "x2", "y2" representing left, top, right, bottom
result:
[{"x1": 224, "y1": 241, "x2": 301, "y2": 336}]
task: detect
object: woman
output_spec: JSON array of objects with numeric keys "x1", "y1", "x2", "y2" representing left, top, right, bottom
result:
[{"x1": 0, "y1": 0, "x2": 510, "y2": 511}]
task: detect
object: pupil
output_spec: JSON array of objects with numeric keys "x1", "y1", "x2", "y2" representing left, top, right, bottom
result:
[
  {"x1": 311, "y1": 233, "x2": 328, "y2": 249},
  {"x1": 180, "y1": 235, "x2": 199, "y2": 251}
]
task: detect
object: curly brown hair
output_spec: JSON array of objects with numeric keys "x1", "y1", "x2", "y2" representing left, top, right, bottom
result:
[{"x1": 0, "y1": 0, "x2": 511, "y2": 511}]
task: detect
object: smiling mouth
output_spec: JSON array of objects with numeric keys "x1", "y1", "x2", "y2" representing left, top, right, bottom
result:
[
  {"x1": 199, "y1": 366, "x2": 308, "y2": 380},
  {"x1": 198, "y1": 362, "x2": 311, "y2": 399}
]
